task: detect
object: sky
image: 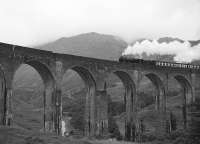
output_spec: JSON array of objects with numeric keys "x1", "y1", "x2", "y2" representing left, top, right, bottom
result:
[{"x1": 0, "y1": 0, "x2": 200, "y2": 46}]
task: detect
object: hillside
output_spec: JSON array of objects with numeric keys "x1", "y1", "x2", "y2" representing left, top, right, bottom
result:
[
  {"x1": 39, "y1": 32, "x2": 127, "y2": 60},
  {"x1": 0, "y1": 126, "x2": 93, "y2": 144},
  {"x1": 114, "y1": 94, "x2": 185, "y2": 137}
]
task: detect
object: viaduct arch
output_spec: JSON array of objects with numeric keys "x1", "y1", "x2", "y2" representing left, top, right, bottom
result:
[
  {"x1": 136, "y1": 72, "x2": 166, "y2": 134},
  {"x1": 12, "y1": 60, "x2": 56, "y2": 132},
  {"x1": 61, "y1": 66, "x2": 96, "y2": 136},
  {"x1": 142, "y1": 72, "x2": 165, "y2": 111},
  {"x1": 113, "y1": 71, "x2": 136, "y2": 141},
  {"x1": 173, "y1": 74, "x2": 193, "y2": 129}
]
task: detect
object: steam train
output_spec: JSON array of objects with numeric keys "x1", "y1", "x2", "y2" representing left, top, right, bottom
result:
[
  {"x1": 118, "y1": 55, "x2": 156, "y2": 65},
  {"x1": 119, "y1": 55, "x2": 200, "y2": 70}
]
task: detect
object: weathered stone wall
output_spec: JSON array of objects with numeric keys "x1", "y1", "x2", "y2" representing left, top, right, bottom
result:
[{"x1": 95, "y1": 90, "x2": 109, "y2": 136}]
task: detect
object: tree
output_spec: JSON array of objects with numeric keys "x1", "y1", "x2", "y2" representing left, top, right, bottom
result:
[{"x1": 188, "y1": 98, "x2": 200, "y2": 138}]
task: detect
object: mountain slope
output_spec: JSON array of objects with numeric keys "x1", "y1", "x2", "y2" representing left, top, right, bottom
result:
[{"x1": 39, "y1": 32, "x2": 127, "y2": 60}]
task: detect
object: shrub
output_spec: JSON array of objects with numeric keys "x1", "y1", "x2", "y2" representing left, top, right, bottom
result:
[
  {"x1": 108, "y1": 116, "x2": 122, "y2": 140},
  {"x1": 140, "y1": 133, "x2": 157, "y2": 142}
]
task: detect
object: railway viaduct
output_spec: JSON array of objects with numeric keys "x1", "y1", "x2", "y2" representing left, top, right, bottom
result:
[{"x1": 0, "y1": 42, "x2": 200, "y2": 140}]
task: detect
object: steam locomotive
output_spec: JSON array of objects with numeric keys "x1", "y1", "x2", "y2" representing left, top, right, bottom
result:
[
  {"x1": 119, "y1": 55, "x2": 156, "y2": 65},
  {"x1": 119, "y1": 55, "x2": 200, "y2": 70}
]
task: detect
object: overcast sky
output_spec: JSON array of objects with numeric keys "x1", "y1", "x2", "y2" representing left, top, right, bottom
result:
[{"x1": 0, "y1": 0, "x2": 200, "y2": 46}]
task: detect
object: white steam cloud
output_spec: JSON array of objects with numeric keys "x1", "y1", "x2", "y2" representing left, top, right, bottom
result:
[{"x1": 122, "y1": 40, "x2": 200, "y2": 63}]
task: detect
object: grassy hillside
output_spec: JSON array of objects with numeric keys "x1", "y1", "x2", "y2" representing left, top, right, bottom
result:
[
  {"x1": 0, "y1": 126, "x2": 93, "y2": 144},
  {"x1": 113, "y1": 93, "x2": 185, "y2": 137},
  {"x1": 39, "y1": 32, "x2": 127, "y2": 61}
]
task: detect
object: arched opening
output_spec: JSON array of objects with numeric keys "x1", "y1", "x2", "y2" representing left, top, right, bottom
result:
[
  {"x1": 166, "y1": 75, "x2": 193, "y2": 132},
  {"x1": 12, "y1": 61, "x2": 55, "y2": 132},
  {"x1": 106, "y1": 71, "x2": 136, "y2": 141},
  {"x1": 137, "y1": 73, "x2": 165, "y2": 135},
  {"x1": 145, "y1": 73, "x2": 165, "y2": 111},
  {"x1": 61, "y1": 66, "x2": 96, "y2": 137},
  {"x1": 0, "y1": 67, "x2": 6, "y2": 125}
]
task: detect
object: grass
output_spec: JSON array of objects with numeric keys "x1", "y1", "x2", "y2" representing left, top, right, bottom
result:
[{"x1": 0, "y1": 126, "x2": 93, "y2": 144}]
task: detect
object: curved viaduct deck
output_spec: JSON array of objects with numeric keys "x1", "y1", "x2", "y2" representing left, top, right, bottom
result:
[{"x1": 0, "y1": 42, "x2": 200, "y2": 140}]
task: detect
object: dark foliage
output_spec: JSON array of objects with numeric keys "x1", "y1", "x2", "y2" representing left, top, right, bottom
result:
[
  {"x1": 137, "y1": 90, "x2": 180, "y2": 109},
  {"x1": 166, "y1": 90, "x2": 180, "y2": 97},
  {"x1": 62, "y1": 90, "x2": 86, "y2": 132},
  {"x1": 108, "y1": 116, "x2": 122, "y2": 140},
  {"x1": 70, "y1": 109, "x2": 85, "y2": 131},
  {"x1": 108, "y1": 101, "x2": 125, "y2": 116},
  {"x1": 188, "y1": 98, "x2": 200, "y2": 138},
  {"x1": 170, "y1": 112, "x2": 177, "y2": 131},
  {"x1": 137, "y1": 92, "x2": 154, "y2": 108}
]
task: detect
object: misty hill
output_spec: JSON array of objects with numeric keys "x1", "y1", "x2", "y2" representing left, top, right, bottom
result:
[
  {"x1": 132, "y1": 37, "x2": 200, "y2": 46},
  {"x1": 39, "y1": 32, "x2": 127, "y2": 60},
  {"x1": 157, "y1": 37, "x2": 184, "y2": 43},
  {"x1": 159, "y1": 37, "x2": 200, "y2": 47}
]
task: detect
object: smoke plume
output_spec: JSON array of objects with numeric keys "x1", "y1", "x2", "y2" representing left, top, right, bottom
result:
[{"x1": 122, "y1": 39, "x2": 200, "y2": 63}]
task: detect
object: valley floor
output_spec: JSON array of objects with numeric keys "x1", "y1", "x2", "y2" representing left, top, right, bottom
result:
[
  {"x1": 0, "y1": 126, "x2": 91, "y2": 144},
  {"x1": 0, "y1": 126, "x2": 152, "y2": 144},
  {"x1": 89, "y1": 139, "x2": 149, "y2": 144}
]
